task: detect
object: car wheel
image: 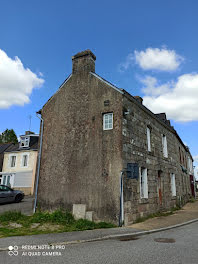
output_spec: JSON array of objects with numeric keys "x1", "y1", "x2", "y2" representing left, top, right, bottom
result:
[{"x1": 15, "y1": 194, "x2": 23, "y2": 203}]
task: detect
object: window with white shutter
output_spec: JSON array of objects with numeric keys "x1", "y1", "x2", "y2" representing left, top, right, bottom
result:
[
  {"x1": 147, "y1": 127, "x2": 151, "y2": 152},
  {"x1": 140, "y1": 168, "x2": 148, "y2": 198},
  {"x1": 162, "y1": 134, "x2": 168, "y2": 158},
  {"x1": 170, "y1": 173, "x2": 176, "y2": 196}
]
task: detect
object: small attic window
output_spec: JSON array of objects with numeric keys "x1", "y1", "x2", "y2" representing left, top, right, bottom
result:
[
  {"x1": 104, "y1": 100, "x2": 110, "y2": 106},
  {"x1": 20, "y1": 136, "x2": 30, "y2": 148},
  {"x1": 123, "y1": 107, "x2": 130, "y2": 118}
]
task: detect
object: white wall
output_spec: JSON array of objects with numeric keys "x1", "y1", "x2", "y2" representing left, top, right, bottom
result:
[{"x1": 13, "y1": 171, "x2": 33, "y2": 187}]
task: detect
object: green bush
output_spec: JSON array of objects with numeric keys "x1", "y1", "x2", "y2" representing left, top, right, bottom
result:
[
  {"x1": 48, "y1": 210, "x2": 74, "y2": 224},
  {"x1": 95, "y1": 222, "x2": 115, "y2": 229},
  {"x1": 31, "y1": 210, "x2": 75, "y2": 224},
  {"x1": 0, "y1": 211, "x2": 26, "y2": 222},
  {"x1": 189, "y1": 197, "x2": 196, "y2": 203},
  {"x1": 75, "y1": 219, "x2": 96, "y2": 230},
  {"x1": 0, "y1": 209, "x2": 115, "y2": 237},
  {"x1": 31, "y1": 211, "x2": 51, "y2": 223}
]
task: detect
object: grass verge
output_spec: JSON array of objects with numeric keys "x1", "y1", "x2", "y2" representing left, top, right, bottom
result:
[{"x1": 0, "y1": 210, "x2": 115, "y2": 238}]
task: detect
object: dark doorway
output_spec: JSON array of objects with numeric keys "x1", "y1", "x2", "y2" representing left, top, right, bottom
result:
[
  {"x1": 190, "y1": 175, "x2": 195, "y2": 197},
  {"x1": 158, "y1": 170, "x2": 162, "y2": 205}
]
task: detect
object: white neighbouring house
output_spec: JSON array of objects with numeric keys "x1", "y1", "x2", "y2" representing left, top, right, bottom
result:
[{"x1": 0, "y1": 131, "x2": 39, "y2": 195}]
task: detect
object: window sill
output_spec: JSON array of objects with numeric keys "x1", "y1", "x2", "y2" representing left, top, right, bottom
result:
[
  {"x1": 147, "y1": 150, "x2": 155, "y2": 156},
  {"x1": 139, "y1": 198, "x2": 149, "y2": 204},
  {"x1": 171, "y1": 196, "x2": 176, "y2": 200},
  {"x1": 163, "y1": 156, "x2": 169, "y2": 160}
]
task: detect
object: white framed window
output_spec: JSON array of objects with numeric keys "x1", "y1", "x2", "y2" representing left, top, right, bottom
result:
[
  {"x1": 170, "y1": 173, "x2": 176, "y2": 196},
  {"x1": 21, "y1": 154, "x2": 29, "y2": 167},
  {"x1": 147, "y1": 127, "x2": 151, "y2": 152},
  {"x1": 140, "y1": 168, "x2": 148, "y2": 199},
  {"x1": 162, "y1": 134, "x2": 168, "y2": 158},
  {"x1": 10, "y1": 155, "x2": 16, "y2": 168},
  {"x1": 103, "y1": 113, "x2": 113, "y2": 130},
  {"x1": 188, "y1": 156, "x2": 193, "y2": 172},
  {"x1": 20, "y1": 136, "x2": 30, "y2": 148}
]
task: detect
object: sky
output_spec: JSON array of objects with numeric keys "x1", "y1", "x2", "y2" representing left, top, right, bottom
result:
[{"x1": 0, "y1": 0, "x2": 198, "y2": 177}]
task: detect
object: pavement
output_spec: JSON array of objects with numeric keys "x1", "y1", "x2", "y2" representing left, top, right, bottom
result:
[
  {"x1": 0, "y1": 200, "x2": 198, "y2": 250},
  {"x1": 1, "y1": 219, "x2": 198, "y2": 263},
  {"x1": 0, "y1": 196, "x2": 33, "y2": 215},
  {"x1": 129, "y1": 199, "x2": 198, "y2": 230}
]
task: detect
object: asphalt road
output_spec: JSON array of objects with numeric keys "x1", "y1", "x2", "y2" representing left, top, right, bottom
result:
[
  {"x1": 0, "y1": 196, "x2": 33, "y2": 215},
  {"x1": 1, "y1": 221, "x2": 198, "y2": 264}
]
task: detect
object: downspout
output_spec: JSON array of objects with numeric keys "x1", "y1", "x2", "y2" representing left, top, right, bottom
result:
[
  {"x1": 193, "y1": 166, "x2": 196, "y2": 199},
  {"x1": 33, "y1": 111, "x2": 44, "y2": 213},
  {"x1": 119, "y1": 171, "x2": 124, "y2": 226}
]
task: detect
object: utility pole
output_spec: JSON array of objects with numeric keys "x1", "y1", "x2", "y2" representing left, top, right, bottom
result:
[{"x1": 28, "y1": 115, "x2": 32, "y2": 131}]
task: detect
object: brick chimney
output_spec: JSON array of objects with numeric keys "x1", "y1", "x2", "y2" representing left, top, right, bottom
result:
[
  {"x1": 25, "y1": 131, "x2": 35, "y2": 135},
  {"x1": 134, "y1": 96, "x2": 143, "y2": 104},
  {"x1": 72, "y1": 49, "x2": 96, "y2": 74}
]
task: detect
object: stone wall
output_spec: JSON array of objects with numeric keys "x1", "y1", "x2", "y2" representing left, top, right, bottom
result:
[
  {"x1": 122, "y1": 94, "x2": 191, "y2": 225},
  {"x1": 37, "y1": 50, "x2": 192, "y2": 226},
  {"x1": 37, "y1": 67, "x2": 123, "y2": 224}
]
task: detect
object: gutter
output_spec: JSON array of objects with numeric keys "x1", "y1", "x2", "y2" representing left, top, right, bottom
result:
[{"x1": 33, "y1": 110, "x2": 44, "y2": 213}]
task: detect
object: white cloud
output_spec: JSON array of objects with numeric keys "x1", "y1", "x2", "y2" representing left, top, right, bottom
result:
[
  {"x1": 39, "y1": 72, "x2": 44, "y2": 77},
  {"x1": 194, "y1": 155, "x2": 198, "y2": 163},
  {"x1": 134, "y1": 47, "x2": 184, "y2": 71},
  {"x1": 141, "y1": 73, "x2": 198, "y2": 122},
  {"x1": 141, "y1": 76, "x2": 172, "y2": 96},
  {"x1": 0, "y1": 49, "x2": 44, "y2": 109},
  {"x1": 118, "y1": 53, "x2": 133, "y2": 72}
]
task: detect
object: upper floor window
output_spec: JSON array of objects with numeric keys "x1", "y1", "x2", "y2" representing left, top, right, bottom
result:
[
  {"x1": 179, "y1": 146, "x2": 182, "y2": 163},
  {"x1": 162, "y1": 134, "x2": 168, "y2": 158},
  {"x1": 103, "y1": 113, "x2": 113, "y2": 130},
  {"x1": 140, "y1": 167, "x2": 148, "y2": 199},
  {"x1": 188, "y1": 156, "x2": 193, "y2": 172},
  {"x1": 147, "y1": 127, "x2": 151, "y2": 152},
  {"x1": 21, "y1": 154, "x2": 28, "y2": 167},
  {"x1": 20, "y1": 136, "x2": 30, "y2": 148},
  {"x1": 10, "y1": 155, "x2": 16, "y2": 167}
]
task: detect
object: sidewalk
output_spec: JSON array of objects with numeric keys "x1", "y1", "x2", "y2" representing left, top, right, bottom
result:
[
  {"x1": 129, "y1": 200, "x2": 198, "y2": 230},
  {"x1": 0, "y1": 227, "x2": 140, "y2": 249},
  {"x1": 0, "y1": 200, "x2": 198, "y2": 249}
]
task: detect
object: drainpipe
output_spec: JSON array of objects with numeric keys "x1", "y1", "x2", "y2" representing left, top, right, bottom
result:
[
  {"x1": 119, "y1": 171, "x2": 124, "y2": 226},
  {"x1": 193, "y1": 166, "x2": 196, "y2": 199},
  {"x1": 33, "y1": 111, "x2": 44, "y2": 213}
]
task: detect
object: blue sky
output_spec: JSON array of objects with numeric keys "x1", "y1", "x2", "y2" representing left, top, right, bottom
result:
[{"x1": 0, "y1": 0, "x2": 198, "y2": 175}]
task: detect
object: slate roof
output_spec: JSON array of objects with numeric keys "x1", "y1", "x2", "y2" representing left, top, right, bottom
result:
[
  {"x1": 0, "y1": 143, "x2": 14, "y2": 154},
  {"x1": 5, "y1": 137, "x2": 39, "y2": 153}
]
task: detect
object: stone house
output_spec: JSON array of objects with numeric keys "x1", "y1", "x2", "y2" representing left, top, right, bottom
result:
[
  {"x1": 1, "y1": 131, "x2": 39, "y2": 195},
  {"x1": 37, "y1": 50, "x2": 194, "y2": 225}
]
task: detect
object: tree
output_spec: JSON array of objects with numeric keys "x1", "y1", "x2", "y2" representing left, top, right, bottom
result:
[{"x1": 0, "y1": 129, "x2": 18, "y2": 144}]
